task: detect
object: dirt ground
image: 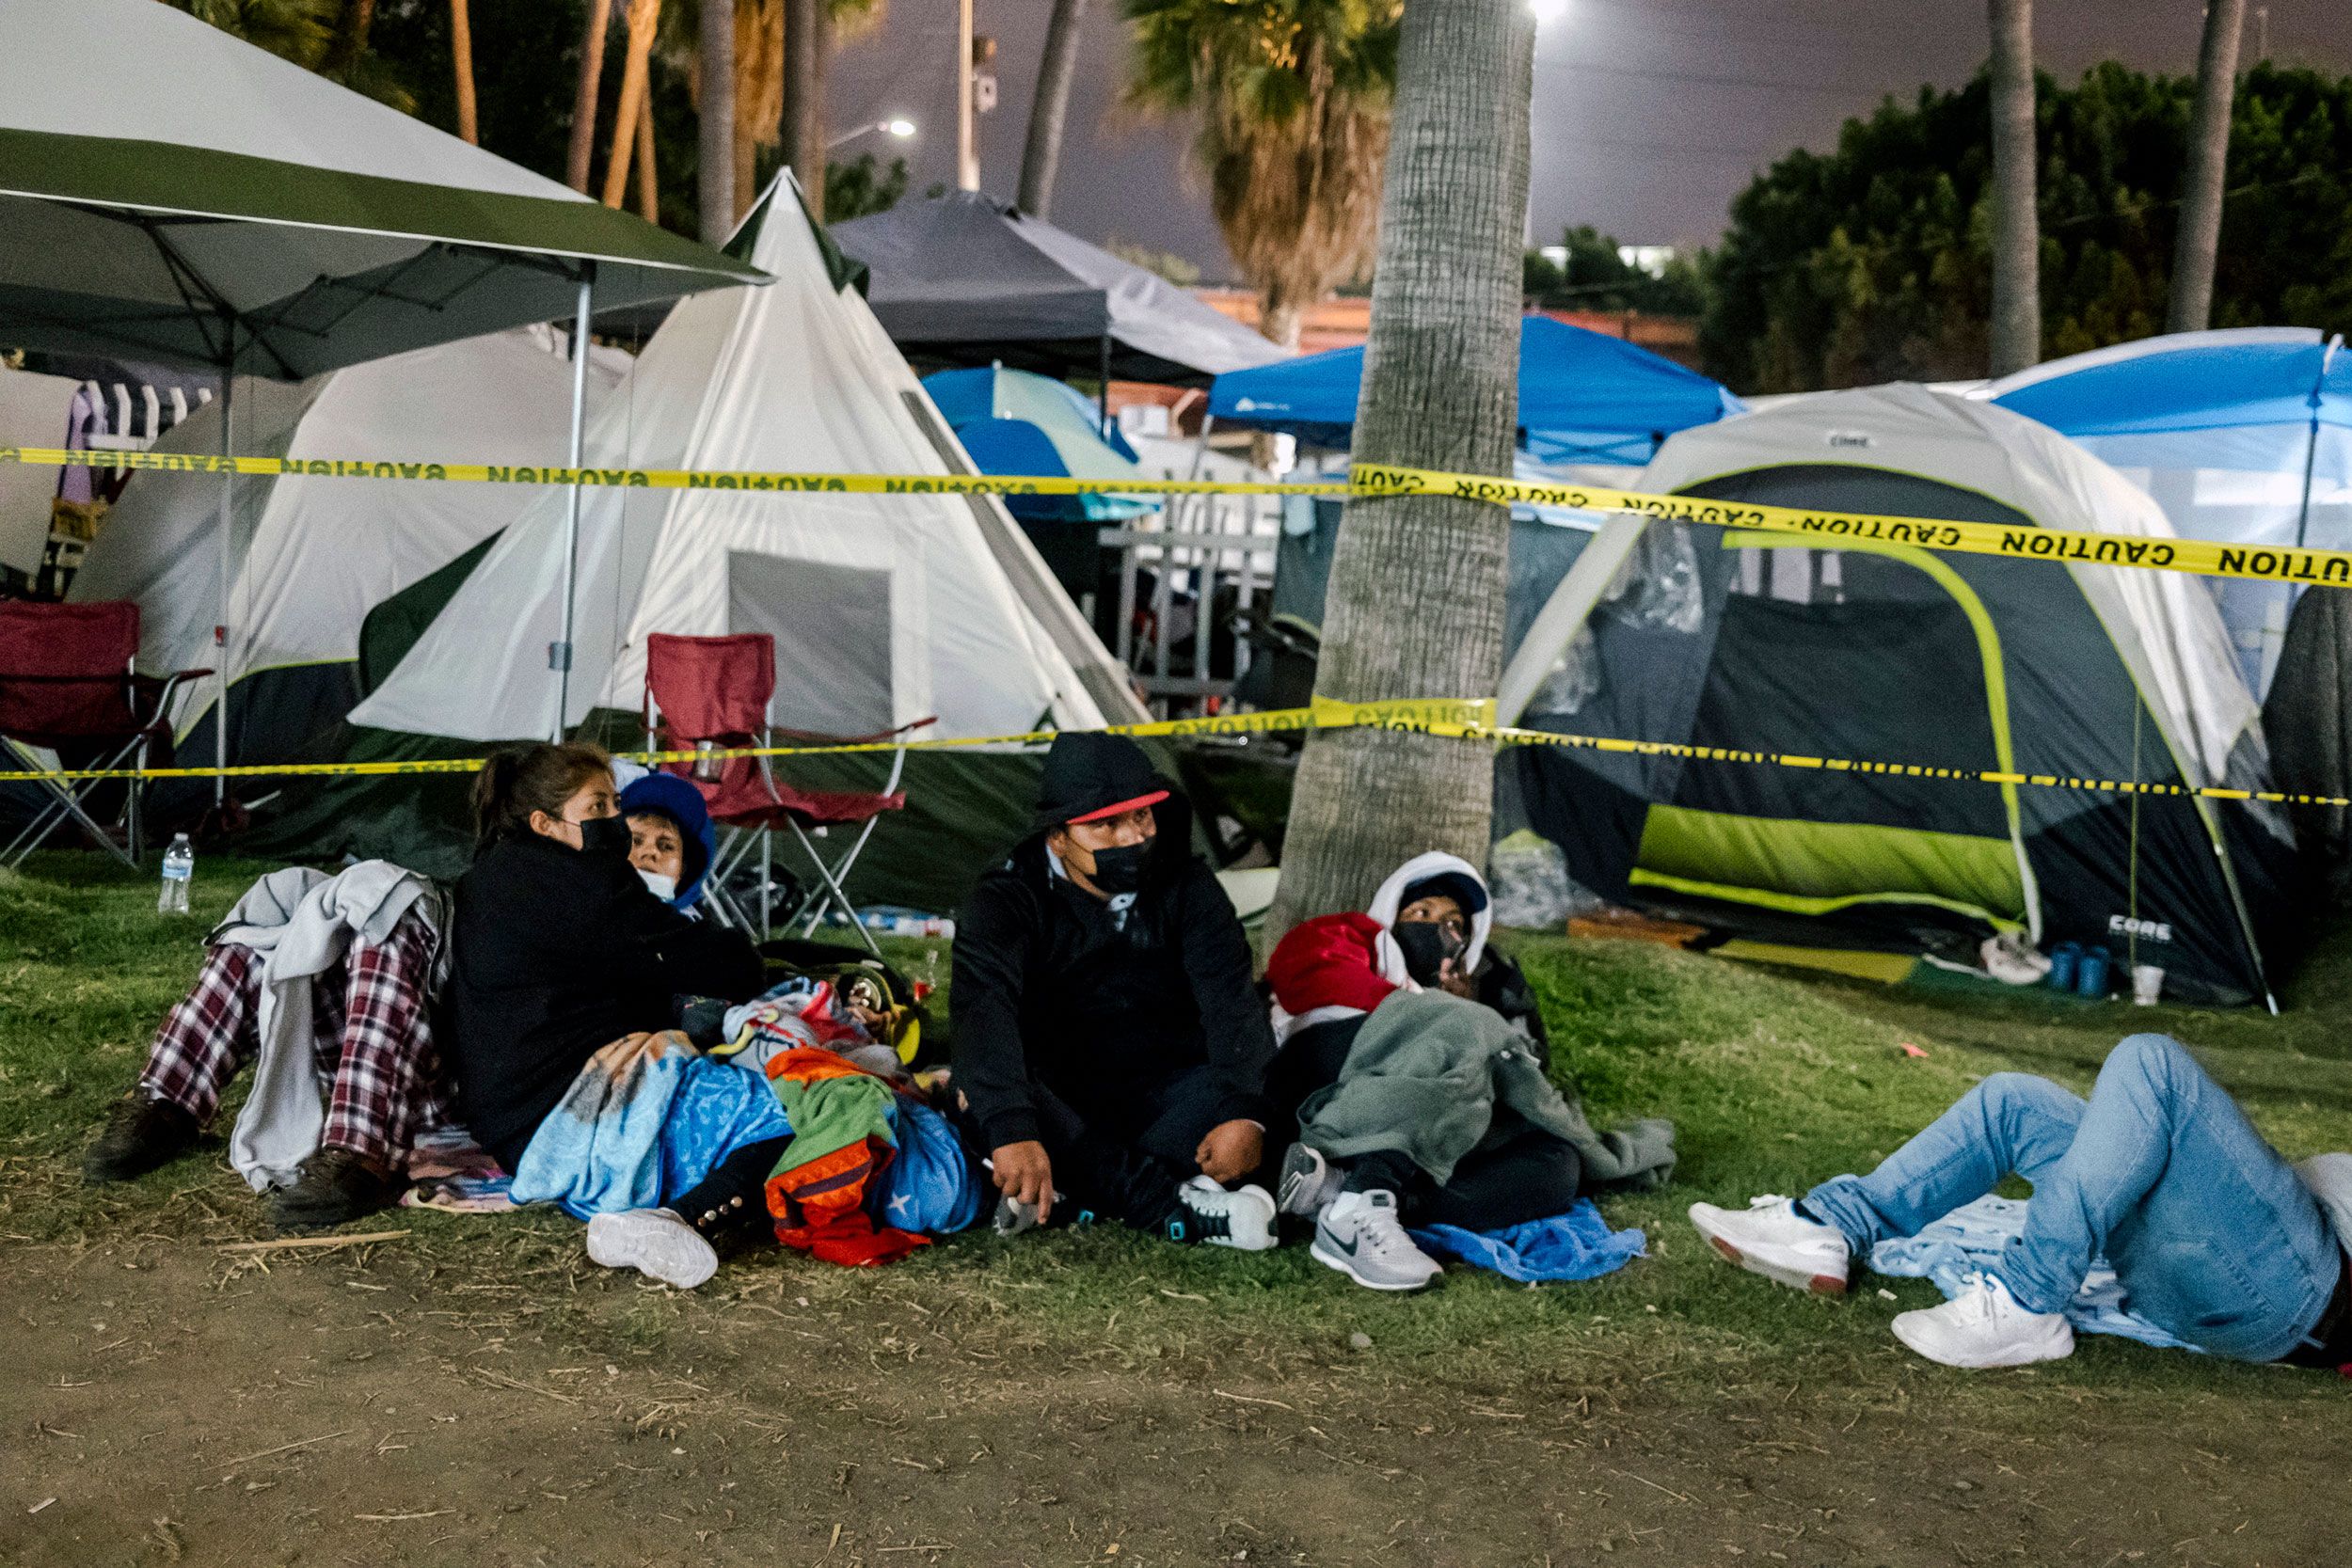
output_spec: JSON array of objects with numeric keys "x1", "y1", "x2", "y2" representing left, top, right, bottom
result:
[{"x1": 5, "y1": 1227, "x2": 2344, "y2": 1568}]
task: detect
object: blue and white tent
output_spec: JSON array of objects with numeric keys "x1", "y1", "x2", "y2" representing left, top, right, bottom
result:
[
  {"x1": 1985, "y1": 327, "x2": 2352, "y2": 695},
  {"x1": 1207, "y1": 315, "x2": 1744, "y2": 466}
]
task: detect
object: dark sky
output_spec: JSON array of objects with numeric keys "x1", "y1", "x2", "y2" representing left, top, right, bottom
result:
[{"x1": 831, "y1": 1, "x2": 2352, "y2": 281}]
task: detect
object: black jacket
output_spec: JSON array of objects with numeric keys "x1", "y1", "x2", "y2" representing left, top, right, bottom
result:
[
  {"x1": 950, "y1": 795, "x2": 1278, "y2": 1149},
  {"x1": 444, "y1": 833, "x2": 764, "y2": 1169}
]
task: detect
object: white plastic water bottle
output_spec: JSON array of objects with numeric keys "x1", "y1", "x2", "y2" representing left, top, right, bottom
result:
[{"x1": 158, "y1": 832, "x2": 194, "y2": 915}]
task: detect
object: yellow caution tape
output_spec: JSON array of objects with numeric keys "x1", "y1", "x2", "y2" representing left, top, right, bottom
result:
[
  {"x1": 12, "y1": 444, "x2": 2352, "y2": 588},
  {"x1": 5, "y1": 697, "x2": 2341, "y2": 808}
]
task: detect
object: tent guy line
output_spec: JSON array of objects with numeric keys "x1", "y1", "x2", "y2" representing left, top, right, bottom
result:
[
  {"x1": 4, "y1": 701, "x2": 2344, "y2": 813},
  {"x1": 12, "y1": 445, "x2": 2352, "y2": 591}
]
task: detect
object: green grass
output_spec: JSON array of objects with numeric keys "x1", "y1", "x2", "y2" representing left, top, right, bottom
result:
[{"x1": 6, "y1": 848, "x2": 2351, "y2": 1418}]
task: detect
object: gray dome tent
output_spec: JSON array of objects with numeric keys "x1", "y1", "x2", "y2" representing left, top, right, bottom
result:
[{"x1": 1498, "y1": 386, "x2": 2295, "y2": 1007}]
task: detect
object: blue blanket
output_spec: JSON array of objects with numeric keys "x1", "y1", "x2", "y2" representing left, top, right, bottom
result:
[
  {"x1": 1410, "y1": 1199, "x2": 1646, "y2": 1284},
  {"x1": 1868, "y1": 1194, "x2": 2200, "y2": 1353},
  {"x1": 511, "y1": 1050, "x2": 791, "y2": 1222}
]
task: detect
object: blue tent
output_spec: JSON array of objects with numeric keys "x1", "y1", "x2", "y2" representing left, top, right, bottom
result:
[
  {"x1": 1988, "y1": 327, "x2": 2352, "y2": 694},
  {"x1": 922, "y1": 364, "x2": 1155, "y2": 525},
  {"x1": 1207, "y1": 315, "x2": 1744, "y2": 465}
]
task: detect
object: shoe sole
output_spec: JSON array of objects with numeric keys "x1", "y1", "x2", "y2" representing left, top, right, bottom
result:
[
  {"x1": 586, "y1": 1212, "x2": 719, "y2": 1291},
  {"x1": 1890, "y1": 1315, "x2": 2074, "y2": 1369},
  {"x1": 1691, "y1": 1216, "x2": 1848, "y2": 1296},
  {"x1": 1310, "y1": 1237, "x2": 1438, "y2": 1291}
]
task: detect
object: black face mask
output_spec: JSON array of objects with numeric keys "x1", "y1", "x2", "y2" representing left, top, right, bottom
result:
[
  {"x1": 579, "y1": 814, "x2": 634, "y2": 861},
  {"x1": 1391, "y1": 919, "x2": 1465, "y2": 985},
  {"x1": 1082, "y1": 840, "x2": 1152, "y2": 896}
]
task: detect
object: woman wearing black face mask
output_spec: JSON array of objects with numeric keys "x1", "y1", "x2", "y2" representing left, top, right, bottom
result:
[
  {"x1": 443, "y1": 743, "x2": 763, "y2": 1188},
  {"x1": 1370, "y1": 853, "x2": 1550, "y2": 1065}
]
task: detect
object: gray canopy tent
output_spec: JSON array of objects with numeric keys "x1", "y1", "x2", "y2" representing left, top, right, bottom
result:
[
  {"x1": 831, "y1": 191, "x2": 1290, "y2": 394},
  {"x1": 0, "y1": 0, "x2": 761, "y2": 791}
]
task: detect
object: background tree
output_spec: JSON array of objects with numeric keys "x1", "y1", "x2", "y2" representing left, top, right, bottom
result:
[
  {"x1": 695, "y1": 0, "x2": 735, "y2": 240},
  {"x1": 782, "y1": 0, "x2": 826, "y2": 220},
  {"x1": 449, "y1": 0, "x2": 478, "y2": 143},
  {"x1": 1522, "y1": 225, "x2": 1710, "y2": 316},
  {"x1": 1699, "y1": 63, "x2": 2352, "y2": 395},
  {"x1": 1122, "y1": 0, "x2": 1401, "y2": 350},
  {"x1": 1020, "y1": 0, "x2": 1090, "y2": 218},
  {"x1": 565, "y1": 0, "x2": 614, "y2": 191},
  {"x1": 601, "y1": 0, "x2": 665, "y2": 211},
  {"x1": 1987, "y1": 0, "x2": 2041, "y2": 374},
  {"x1": 171, "y1": 0, "x2": 412, "y2": 105},
  {"x1": 1266, "y1": 0, "x2": 1531, "y2": 939},
  {"x1": 2169, "y1": 0, "x2": 2246, "y2": 333}
]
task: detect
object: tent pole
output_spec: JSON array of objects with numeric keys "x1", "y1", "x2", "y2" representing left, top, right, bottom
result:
[
  {"x1": 2293, "y1": 337, "x2": 2336, "y2": 550},
  {"x1": 214, "y1": 322, "x2": 235, "y2": 807},
  {"x1": 1097, "y1": 334, "x2": 1112, "y2": 438},
  {"x1": 553, "y1": 265, "x2": 597, "y2": 740}
]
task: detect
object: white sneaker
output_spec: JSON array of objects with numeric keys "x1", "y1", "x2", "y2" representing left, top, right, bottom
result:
[
  {"x1": 585, "y1": 1208, "x2": 719, "y2": 1291},
  {"x1": 1688, "y1": 1195, "x2": 1851, "y2": 1295},
  {"x1": 1169, "y1": 1175, "x2": 1279, "y2": 1252},
  {"x1": 1891, "y1": 1271, "x2": 2074, "y2": 1369},
  {"x1": 1311, "y1": 1190, "x2": 1442, "y2": 1291},
  {"x1": 1276, "y1": 1142, "x2": 1342, "y2": 1218}
]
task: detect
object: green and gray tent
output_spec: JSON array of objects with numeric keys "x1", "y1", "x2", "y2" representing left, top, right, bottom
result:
[{"x1": 1498, "y1": 386, "x2": 2295, "y2": 1006}]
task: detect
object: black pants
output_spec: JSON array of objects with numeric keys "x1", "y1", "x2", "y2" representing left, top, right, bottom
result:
[
  {"x1": 968, "y1": 1064, "x2": 1259, "y2": 1233},
  {"x1": 668, "y1": 1135, "x2": 789, "y2": 1237},
  {"x1": 1346, "y1": 1122, "x2": 1583, "y2": 1230}
]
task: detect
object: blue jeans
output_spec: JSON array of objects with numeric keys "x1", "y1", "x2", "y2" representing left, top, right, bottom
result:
[{"x1": 1804, "y1": 1034, "x2": 2342, "y2": 1362}]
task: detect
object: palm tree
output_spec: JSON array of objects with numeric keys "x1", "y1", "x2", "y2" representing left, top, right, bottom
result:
[
  {"x1": 1020, "y1": 0, "x2": 1090, "y2": 218},
  {"x1": 2169, "y1": 0, "x2": 2246, "y2": 333},
  {"x1": 1265, "y1": 0, "x2": 1531, "y2": 939},
  {"x1": 169, "y1": 0, "x2": 337, "y2": 62},
  {"x1": 602, "y1": 0, "x2": 666, "y2": 210},
  {"x1": 1986, "y1": 0, "x2": 2040, "y2": 375},
  {"x1": 566, "y1": 0, "x2": 615, "y2": 193},
  {"x1": 450, "y1": 0, "x2": 480, "y2": 144},
  {"x1": 1123, "y1": 0, "x2": 1401, "y2": 351},
  {"x1": 697, "y1": 0, "x2": 737, "y2": 241},
  {"x1": 782, "y1": 0, "x2": 826, "y2": 220}
]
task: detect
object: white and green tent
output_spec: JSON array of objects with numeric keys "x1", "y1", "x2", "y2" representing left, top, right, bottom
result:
[{"x1": 257, "y1": 182, "x2": 1146, "y2": 911}]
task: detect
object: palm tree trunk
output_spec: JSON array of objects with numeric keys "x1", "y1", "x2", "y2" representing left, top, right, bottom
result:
[
  {"x1": 1266, "y1": 0, "x2": 1532, "y2": 942},
  {"x1": 2169, "y1": 0, "x2": 2245, "y2": 334},
  {"x1": 1986, "y1": 0, "x2": 2040, "y2": 376},
  {"x1": 326, "y1": 0, "x2": 377, "y2": 73},
  {"x1": 699, "y1": 0, "x2": 738, "y2": 242},
  {"x1": 450, "y1": 0, "x2": 479, "y2": 144},
  {"x1": 603, "y1": 0, "x2": 664, "y2": 210},
  {"x1": 783, "y1": 0, "x2": 826, "y2": 221},
  {"x1": 566, "y1": 0, "x2": 615, "y2": 193},
  {"x1": 1018, "y1": 0, "x2": 1089, "y2": 218},
  {"x1": 635, "y1": 85, "x2": 660, "y2": 222}
]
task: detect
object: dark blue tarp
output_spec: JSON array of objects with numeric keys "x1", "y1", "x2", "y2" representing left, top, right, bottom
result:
[{"x1": 1207, "y1": 315, "x2": 1743, "y2": 464}]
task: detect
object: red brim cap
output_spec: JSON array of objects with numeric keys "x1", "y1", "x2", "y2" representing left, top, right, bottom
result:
[{"x1": 1067, "y1": 789, "x2": 1169, "y2": 824}]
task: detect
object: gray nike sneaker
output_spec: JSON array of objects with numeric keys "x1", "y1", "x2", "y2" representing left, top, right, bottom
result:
[
  {"x1": 1276, "y1": 1141, "x2": 1342, "y2": 1218},
  {"x1": 1310, "y1": 1189, "x2": 1442, "y2": 1291}
]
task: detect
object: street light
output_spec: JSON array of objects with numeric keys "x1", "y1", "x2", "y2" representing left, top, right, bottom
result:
[{"x1": 827, "y1": 118, "x2": 917, "y2": 152}]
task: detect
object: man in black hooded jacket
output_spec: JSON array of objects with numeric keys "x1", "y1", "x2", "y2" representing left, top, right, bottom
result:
[{"x1": 950, "y1": 732, "x2": 1279, "y2": 1250}]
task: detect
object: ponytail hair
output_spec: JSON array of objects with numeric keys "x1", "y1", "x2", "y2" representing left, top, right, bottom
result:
[{"x1": 471, "y1": 741, "x2": 613, "y2": 854}]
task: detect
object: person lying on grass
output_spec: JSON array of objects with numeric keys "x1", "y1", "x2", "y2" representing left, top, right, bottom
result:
[
  {"x1": 445, "y1": 742, "x2": 776, "y2": 1290},
  {"x1": 1264, "y1": 860, "x2": 1675, "y2": 1292},
  {"x1": 1691, "y1": 1032, "x2": 2352, "y2": 1373},
  {"x1": 949, "y1": 731, "x2": 1281, "y2": 1251},
  {"x1": 84, "y1": 852, "x2": 453, "y2": 1231}
]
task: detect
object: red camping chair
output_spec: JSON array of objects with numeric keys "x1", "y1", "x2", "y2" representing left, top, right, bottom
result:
[
  {"x1": 642, "y1": 632, "x2": 932, "y2": 952},
  {"x1": 0, "y1": 599, "x2": 210, "y2": 869}
]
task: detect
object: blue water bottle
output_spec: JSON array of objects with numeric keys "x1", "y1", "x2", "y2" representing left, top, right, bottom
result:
[
  {"x1": 2046, "y1": 941, "x2": 2080, "y2": 992},
  {"x1": 2075, "y1": 944, "x2": 2112, "y2": 999}
]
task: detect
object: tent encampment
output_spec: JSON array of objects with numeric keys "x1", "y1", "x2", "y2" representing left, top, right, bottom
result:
[
  {"x1": 1497, "y1": 385, "x2": 2294, "y2": 1007},
  {"x1": 64, "y1": 329, "x2": 627, "y2": 768},
  {"x1": 1984, "y1": 327, "x2": 2352, "y2": 696},
  {"x1": 831, "y1": 192, "x2": 1290, "y2": 384},
  {"x1": 278, "y1": 181, "x2": 1146, "y2": 911},
  {"x1": 1209, "y1": 315, "x2": 1744, "y2": 464}
]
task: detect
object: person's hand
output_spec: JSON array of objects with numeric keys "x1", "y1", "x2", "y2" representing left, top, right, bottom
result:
[
  {"x1": 991, "y1": 1139, "x2": 1055, "y2": 1222},
  {"x1": 1438, "y1": 957, "x2": 1476, "y2": 999},
  {"x1": 1195, "y1": 1118, "x2": 1263, "y2": 1185}
]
